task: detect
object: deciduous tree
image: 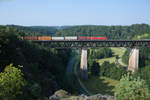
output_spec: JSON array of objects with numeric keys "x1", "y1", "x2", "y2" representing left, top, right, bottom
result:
[
  {"x1": 0, "y1": 64, "x2": 26, "y2": 100},
  {"x1": 115, "y1": 73, "x2": 150, "y2": 100}
]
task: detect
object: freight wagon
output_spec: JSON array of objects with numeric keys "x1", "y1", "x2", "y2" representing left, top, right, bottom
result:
[
  {"x1": 91, "y1": 37, "x2": 108, "y2": 40},
  {"x1": 38, "y1": 36, "x2": 51, "y2": 40},
  {"x1": 78, "y1": 37, "x2": 91, "y2": 40},
  {"x1": 24, "y1": 36, "x2": 37, "y2": 40},
  {"x1": 52, "y1": 37, "x2": 64, "y2": 40},
  {"x1": 65, "y1": 36, "x2": 77, "y2": 40}
]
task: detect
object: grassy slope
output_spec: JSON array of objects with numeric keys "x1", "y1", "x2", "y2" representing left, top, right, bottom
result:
[
  {"x1": 97, "y1": 57, "x2": 116, "y2": 65},
  {"x1": 111, "y1": 47, "x2": 126, "y2": 57},
  {"x1": 98, "y1": 47, "x2": 126, "y2": 65},
  {"x1": 81, "y1": 76, "x2": 119, "y2": 96}
]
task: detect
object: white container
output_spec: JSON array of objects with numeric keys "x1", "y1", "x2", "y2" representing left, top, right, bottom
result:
[
  {"x1": 65, "y1": 36, "x2": 77, "y2": 40},
  {"x1": 52, "y1": 37, "x2": 64, "y2": 40}
]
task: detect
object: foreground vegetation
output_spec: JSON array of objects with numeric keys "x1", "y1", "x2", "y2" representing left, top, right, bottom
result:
[
  {"x1": 0, "y1": 26, "x2": 73, "y2": 100},
  {"x1": 49, "y1": 73, "x2": 150, "y2": 100},
  {"x1": 115, "y1": 73, "x2": 150, "y2": 100}
]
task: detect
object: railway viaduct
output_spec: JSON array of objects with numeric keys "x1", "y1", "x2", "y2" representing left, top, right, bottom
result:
[{"x1": 32, "y1": 40, "x2": 150, "y2": 79}]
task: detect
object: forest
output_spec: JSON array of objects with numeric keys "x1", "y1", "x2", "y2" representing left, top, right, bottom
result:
[
  {"x1": 0, "y1": 26, "x2": 73, "y2": 100},
  {"x1": 7, "y1": 25, "x2": 58, "y2": 36},
  {"x1": 54, "y1": 24, "x2": 150, "y2": 40}
]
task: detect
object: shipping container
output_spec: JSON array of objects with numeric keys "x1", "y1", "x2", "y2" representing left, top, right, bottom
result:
[
  {"x1": 24, "y1": 36, "x2": 30, "y2": 40},
  {"x1": 65, "y1": 36, "x2": 77, "y2": 40},
  {"x1": 52, "y1": 37, "x2": 64, "y2": 40},
  {"x1": 78, "y1": 37, "x2": 91, "y2": 40},
  {"x1": 32, "y1": 37, "x2": 38, "y2": 40},
  {"x1": 38, "y1": 36, "x2": 51, "y2": 40},
  {"x1": 24, "y1": 36, "x2": 37, "y2": 40},
  {"x1": 91, "y1": 37, "x2": 108, "y2": 40}
]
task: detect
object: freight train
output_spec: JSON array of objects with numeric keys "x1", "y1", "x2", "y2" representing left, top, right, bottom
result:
[{"x1": 21, "y1": 36, "x2": 108, "y2": 40}]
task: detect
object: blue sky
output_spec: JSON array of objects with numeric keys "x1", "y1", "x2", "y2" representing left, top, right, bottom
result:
[{"x1": 0, "y1": 0, "x2": 150, "y2": 26}]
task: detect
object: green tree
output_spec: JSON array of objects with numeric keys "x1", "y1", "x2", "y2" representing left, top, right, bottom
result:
[
  {"x1": 0, "y1": 64, "x2": 26, "y2": 100},
  {"x1": 122, "y1": 48, "x2": 130, "y2": 65},
  {"x1": 100, "y1": 61, "x2": 113, "y2": 77},
  {"x1": 134, "y1": 65, "x2": 150, "y2": 87},
  {"x1": 115, "y1": 55, "x2": 119, "y2": 63},
  {"x1": 30, "y1": 83, "x2": 41, "y2": 98},
  {"x1": 115, "y1": 73, "x2": 150, "y2": 100},
  {"x1": 91, "y1": 61, "x2": 100, "y2": 76}
]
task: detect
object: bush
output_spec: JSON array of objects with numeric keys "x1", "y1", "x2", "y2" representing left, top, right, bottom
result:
[
  {"x1": 115, "y1": 73, "x2": 150, "y2": 100},
  {"x1": 91, "y1": 61, "x2": 100, "y2": 76},
  {"x1": 100, "y1": 61, "x2": 127, "y2": 80},
  {"x1": 0, "y1": 64, "x2": 26, "y2": 100}
]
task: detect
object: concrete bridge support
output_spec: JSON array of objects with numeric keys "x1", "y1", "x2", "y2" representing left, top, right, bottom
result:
[
  {"x1": 128, "y1": 48, "x2": 139, "y2": 74},
  {"x1": 80, "y1": 48, "x2": 88, "y2": 79}
]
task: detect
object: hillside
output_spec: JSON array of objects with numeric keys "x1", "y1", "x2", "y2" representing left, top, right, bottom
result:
[
  {"x1": 7, "y1": 25, "x2": 58, "y2": 36},
  {"x1": 55, "y1": 24, "x2": 150, "y2": 39},
  {"x1": 0, "y1": 26, "x2": 74, "y2": 100}
]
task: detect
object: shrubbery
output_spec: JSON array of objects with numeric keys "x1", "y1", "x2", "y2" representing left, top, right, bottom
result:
[
  {"x1": 115, "y1": 73, "x2": 150, "y2": 100},
  {"x1": 0, "y1": 64, "x2": 26, "y2": 100},
  {"x1": 100, "y1": 61, "x2": 128, "y2": 80}
]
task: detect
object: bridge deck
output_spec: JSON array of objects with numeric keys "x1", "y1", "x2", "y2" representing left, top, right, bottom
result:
[{"x1": 30, "y1": 40, "x2": 150, "y2": 48}]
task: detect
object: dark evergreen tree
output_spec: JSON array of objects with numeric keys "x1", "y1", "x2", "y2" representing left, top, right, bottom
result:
[{"x1": 91, "y1": 61, "x2": 100, "y2": 76}]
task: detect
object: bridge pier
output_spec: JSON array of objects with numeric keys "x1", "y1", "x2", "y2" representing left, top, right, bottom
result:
[
  {"x1": 80, "y1": 48, "x2": 88, "y2": 79},
  {"x1": 128, "y1": 47, "x2": 139, "y2": 74}
]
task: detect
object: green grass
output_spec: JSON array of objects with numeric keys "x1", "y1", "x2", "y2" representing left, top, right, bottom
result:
[
  {"x1": 97, "y1": 57, "x2": 116, "y2": 65},
  {"x1": 97, "y1": 47, "x2": 126, "y2": 65},
  {"x1": 111, "y1": 47, "x2": 126, "y2": 57},
  {"x1": 81, "y1": 76, "x2": 119, "y2": 96}
]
